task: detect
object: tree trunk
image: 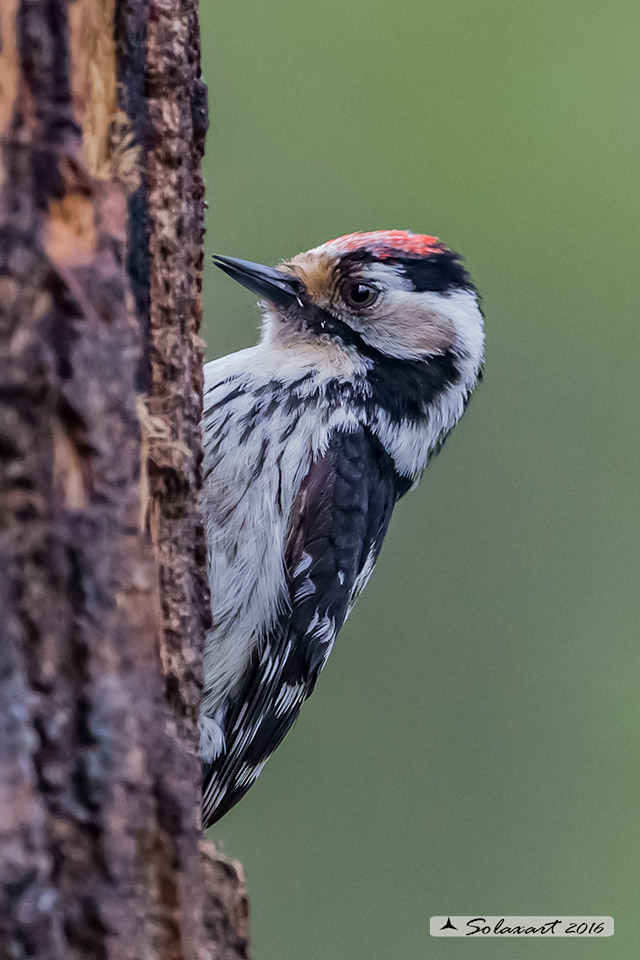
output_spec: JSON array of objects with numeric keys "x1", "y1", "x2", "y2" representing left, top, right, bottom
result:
[{"x1": 0, "y1": 2, "x2": 248, "y2": 958}]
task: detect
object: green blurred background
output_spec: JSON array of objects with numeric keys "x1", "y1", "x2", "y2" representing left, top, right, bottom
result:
[{"x1": 200, "y1": 2, "x2": 640, "y2": 957}]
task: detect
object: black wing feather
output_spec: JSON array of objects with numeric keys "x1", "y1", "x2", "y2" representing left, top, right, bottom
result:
[{"x1": 202, "y1": 426, "x2": 404, "y2": 825}]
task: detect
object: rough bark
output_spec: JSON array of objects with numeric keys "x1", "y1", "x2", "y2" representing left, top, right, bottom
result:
[{"x1": 0, "y1": 2, "x2": 249, "y2": 958}]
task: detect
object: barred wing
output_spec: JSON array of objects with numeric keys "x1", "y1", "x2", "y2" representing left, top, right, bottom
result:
[{"x1": 202, "y1": 426, "x2": 408, "y2": 826}]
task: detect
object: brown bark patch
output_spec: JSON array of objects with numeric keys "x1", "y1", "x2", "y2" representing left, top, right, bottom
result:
[
  {"x1": 0, "y1": 0, "x2": 19, "y2": 135},
  {"x1": 68, "y1": 0, "x2": 118, "y2": 178},
  {"x1": 45, "y1": 193, "x2": 98, "y2": 263}
]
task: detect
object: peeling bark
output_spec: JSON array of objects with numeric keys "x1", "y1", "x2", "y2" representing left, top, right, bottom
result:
[{"x1": 0, "y1": 2, "x2": 249, "y2": 958}]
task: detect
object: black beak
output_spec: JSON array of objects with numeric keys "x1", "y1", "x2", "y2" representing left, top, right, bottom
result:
[{"x1": 212, "y1": 255, "x2": 304, "y2": 308}]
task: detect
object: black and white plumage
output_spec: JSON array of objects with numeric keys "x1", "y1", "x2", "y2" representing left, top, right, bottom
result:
[{"x1": 200, "y1": 230, "x2": 484, "y2": 826}]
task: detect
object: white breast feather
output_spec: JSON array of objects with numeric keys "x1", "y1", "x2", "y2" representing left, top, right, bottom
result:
[{"x1": 199, "y1": 347, "x2": 360, "y2": 758}]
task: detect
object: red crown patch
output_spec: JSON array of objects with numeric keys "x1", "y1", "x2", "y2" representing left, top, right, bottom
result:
[{"x1": 328, "y1": 230, "x2": 444, "y2": 259}]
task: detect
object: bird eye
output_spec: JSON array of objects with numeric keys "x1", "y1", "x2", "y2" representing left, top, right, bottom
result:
[{"x1": 343, "y1": 281, "x2": 379, "y2": 308}]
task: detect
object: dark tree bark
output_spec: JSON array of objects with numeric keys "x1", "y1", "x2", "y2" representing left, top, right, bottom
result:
[{"x1": 0, "y1": 2, "x2": 248, "y2": 958}]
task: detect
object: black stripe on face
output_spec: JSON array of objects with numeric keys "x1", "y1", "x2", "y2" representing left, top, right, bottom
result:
[
  {"x1": 365, "y1": 349, "x2": 461, "y2": 424},
  {"x1": 388, "y1": 252, "x2": 473, "y2": 293},
  {"x1": 339, "y1": 248, "x2": 472, "y2": 293}
]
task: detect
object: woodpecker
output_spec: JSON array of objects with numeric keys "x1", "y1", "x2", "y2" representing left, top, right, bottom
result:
[{"x1": 200, "y1": 230, "x2": 484, "y2": 826}]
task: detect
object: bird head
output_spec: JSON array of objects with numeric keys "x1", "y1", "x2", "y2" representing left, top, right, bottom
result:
[{"x1": 213, "y1": 231, "x2": 483, "y2": 374}]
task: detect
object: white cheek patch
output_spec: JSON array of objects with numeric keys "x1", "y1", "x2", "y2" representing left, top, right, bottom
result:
[
  {"x1": 439, "y1": 289, "x2": 485, "y2": 369},
  {"x1": 370, "y1": 290, "x2": 484, "y2": 479},
  {"x1": 335, "y1": 262, "x2": 472, "y2": 361},
  {"x1": 356, "y1": 289, "x2": 456, "y2": 360},
  {"x1": 359, "y1": 287, "x2": 483, "y2": 367}
]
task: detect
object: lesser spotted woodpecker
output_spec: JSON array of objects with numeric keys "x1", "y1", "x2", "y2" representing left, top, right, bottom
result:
[{"x1": 200, "y1": 230, "x2": 484, "y2": 825}]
